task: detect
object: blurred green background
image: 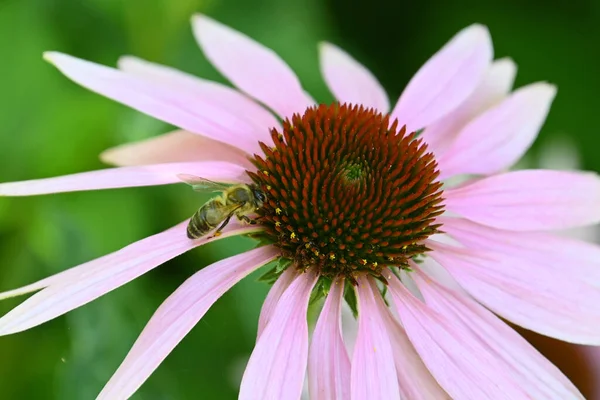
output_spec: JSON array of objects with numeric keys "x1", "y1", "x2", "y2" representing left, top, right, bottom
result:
[{"x1": 0, "y1": 0, "x2": 599, "y2": 399}]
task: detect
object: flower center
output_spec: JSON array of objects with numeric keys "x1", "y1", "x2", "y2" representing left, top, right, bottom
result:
[{"x1": 249, "y1": 103, "x2": 444, "y2": 280}]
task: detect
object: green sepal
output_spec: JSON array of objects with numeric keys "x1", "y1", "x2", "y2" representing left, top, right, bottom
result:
[
  {"x1": 343, "y1": 282, "x2": 358, "y2": 319},
  {"x1": 256, "y1": 257, "x2": 291, "y2": 285},
  {"x1": 309, "y1": 276, "x2": 332, "y2": 306},
  {"x1": 379, "y1": 284, "x2": 390, "y2": 307},
  {"x1": 248, "y1": 232, "x2": 276, "y2": 248}
]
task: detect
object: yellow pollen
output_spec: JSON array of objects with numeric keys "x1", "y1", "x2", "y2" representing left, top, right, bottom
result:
[
  {"x1": 402, "y1": 245, "x2": 408, "y2": 250},
  {"x1": 263, "y1": 170, "x2": 269, "y2": 176},
  {"x1": 360, "y1": 259, "x2": 367, "y2": 265},
  {"x1": 329, "y1": 254, "x2": 336, "y2": 260},
  {"x1": 372, "y1": 262, "x2": 378, "y2": 267},
  {"x1": 266, "y1": 185, "x2": 272, "y2": 190},
  {"x1": 314, "y1": 250, "x2": 320, "y2": 256},
  {"x1": 290, "y1": 232, "x2": 297, "y2": 239},
  {"x1": 275, "y1": 221, "x2": 281, "y2": 227},
  {"x1": 275, "y1": 208, "x2": 282, "y2": 215},
  {"x1": 388, "y1": 256, "x2": 394, "y2": 261}
]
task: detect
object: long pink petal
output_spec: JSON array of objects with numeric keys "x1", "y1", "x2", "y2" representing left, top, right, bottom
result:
[
  {"x1": 374, "y1": 277, "x2": 449, "y2": 399},
  {"x1": 239, "y1": 271, "x2": 318, "y2": 400},
  {"x1": 97, "y1": 246, "x2": 279, "y2": 400},
  {"x1": 319, "y1": 42, "x2": 389, "y2": 112},
  {"x1": 414, "y1": 270, "x2": 583, "y2": 399},
  {"x1": 390, "y1": 24, "x2": 493, "y2": 132},
  {"x1": 192, "y1": 14, "x2": 314, "y2": 119},
  {"x1": 444, "y1": 169, "x2": 600, "y2": 231},
  {"x1": 100, "y1": 130, "x2": 253, "y2": 168},
  {"x1": 421, "y1": 58, "x2": 517, "y2": 155},
  {"x1": 387, "y1": 274, "x2": 529, "y2": 399},
  {"x1": 0, "y1": 161, "x2": 247, "y2": 196},
  {"x1": 432, "y1": 218, "x2": 600, "y2": 344},
  {"x1": 0, "y1": 221, "x2": 261, "y2": 335},
  {"x1": 118, "y1": 56, "x2": 280, "y2": 144},
  {"x1": 44, "y1": 52, "x2": 264, "y2": 154},
  {"x1": 256, "y1": 267, "x2": 298, "y2": 339},
  {"x1": 308, "y1": 277, "x2": 350, "y2": 400},
  {"x1": 351, "y1": 276, "x2": 400, "y2": 400},
  {"x1": 438, "y1": 82, "x2": 556, "y2": 179}
]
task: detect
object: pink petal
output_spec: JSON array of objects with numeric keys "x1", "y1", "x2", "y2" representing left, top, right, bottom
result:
[
  {"x1": 421, "y1": 58, "x2": 517, "y2": 156},
  {"x1": 387, "y1": 274, "x2": 530, "y2": 399},
  {"x1": 192, "y1": 14, "x2": 314, "y2": 119},
  {"x1": 414, "y1": 269, "x2": 583, "y2": 399},
  {"x1": 438, "y1": 82, "x2": 557, "y2": 179},
  {"x1": 239, "y1": 271, "x2": 318, "y2": 400},
  {"x1": 374, "y1": 277, "x2": 449, "y2": 399},
  {"x1": 432, "y1": 218, "x2": 600, "y2": 344},
  {"x1": 444, "y1": 169, "x2": 600, "y2": 231},
  {"x1": 319, "y1": 42, "x2": 389, "y2": 112},
  {"x1": 118, "y1": 56, "x2": 280, "y2": 145},
  {"x1": 97, "y1": 246, "x2": 278, "y2": 400},
  {"x1": 256, "y1": 267, "x2": 297, "y2": 339},
  {"x1": 390, "y1": 24, "x2": 493, "y2": 132},
  {"x1": 351, "y1": 276, "x2": 400, "y2": 400},
  {"x1": 308, "y1": 277, "x2": 350, "y2": 400},
  {"x1": 44, "y1": 52, "x2": 264, "y2": 154},
  {"x1": 100, "y1": 130, "x2": 253, "y2": 169},
  {"x1": 0, "y1": 161, "x2": 247, "y2": 196},
  {"x1": 0, "y1": 221, "x2": 260, "y2": 336}
]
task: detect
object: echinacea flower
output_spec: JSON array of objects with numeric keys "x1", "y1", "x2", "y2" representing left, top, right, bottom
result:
[{"x1": 1, "y1": 14, "x2": 599, "y2": 400}]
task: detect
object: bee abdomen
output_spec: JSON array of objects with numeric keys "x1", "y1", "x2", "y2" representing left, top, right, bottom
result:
[{"x1": 187, "y1": 207, "x2": 213, "y2": 239}]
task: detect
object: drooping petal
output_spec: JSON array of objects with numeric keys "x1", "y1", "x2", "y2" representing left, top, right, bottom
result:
[
  {"x1": 374, "y1": 276, "x2": 449, "y2": 399},
  {"x1": 100, "y1": 130, "x2": 253, "y2": 168},
  {"x1": 0, "y1": 221, "x2": 260, "y2": 336},
  {"x1": 421, "y1": 58, "x2": 517, "y2": 155},
  {"x1": 414, "y1": 269, "x2": 583, "y2": 399},
  {"x1": 444, "y1": 169, "x2": 600, "y2": 231},
  {"x1": 97, "y1": 246, "x2": 278, "y2": 400},
  {"x1": 239, "y1": 271, "x2": 318, "y2": 400},
  {"x1": 256, "y1": 267, "x2": 298, "y2": 339},
  {"x1": 308, "y1": 277, "x2": 350, "y2": 400},
  {"x1": 192, "y1": 14, "x2": 314, "y2": 119},
  {"x1": 438, "y1": 82, "x2": 557, "y2": 179},
  {"x1": 351, "y1": 276, "x2": 400, "y2": 400},
  {"x1": 44, "y1": 52, "x2": 264, "y2": 154},
  {"x1": 118, "y1": 56, "x2": 280, "y2": 144},
  {"x1": 431, "y1": 219, "x2": 600, "y2": 344},
  {"x1": 0, "y1": 161, "x2": 247, "y2": 196},
  {"x1": 319, "y1": 42, "x2": 389, "y2": 113},
  {"x1": 390, "y1": 24, "x2": 493, "y2": 132},
  {"x1": 387, "y1": 274, "x2": 529, "y2": 399}
]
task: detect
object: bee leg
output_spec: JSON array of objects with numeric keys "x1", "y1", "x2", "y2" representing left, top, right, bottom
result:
[
  {"x1": 208, "y1": 214, "x2": 234, "y2": 239},
  {"x1": 237, "y1": 215, "x2": 258, "y2": 225}
]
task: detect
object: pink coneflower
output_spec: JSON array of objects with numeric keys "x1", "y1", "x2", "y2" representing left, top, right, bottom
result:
[{"x1": 1, "y1": 14, "x2": 599, "y2": 399}]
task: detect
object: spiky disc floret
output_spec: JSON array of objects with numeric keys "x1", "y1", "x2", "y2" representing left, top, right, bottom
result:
[{"x1": 248, "y1": 103, "x2": 444, "y2": 280}]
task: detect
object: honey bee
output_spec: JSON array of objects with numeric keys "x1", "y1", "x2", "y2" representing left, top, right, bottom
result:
[{"x1": 178, "y1": 174, "x2": 267, "y2": 239}]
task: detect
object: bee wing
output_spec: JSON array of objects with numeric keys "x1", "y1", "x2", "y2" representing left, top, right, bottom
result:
[{"x1": 177, "y1": 174, "x2": 232, "y2": 192}]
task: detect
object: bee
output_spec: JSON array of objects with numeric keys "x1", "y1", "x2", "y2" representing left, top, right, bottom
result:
[{"x1": 178, "y1": 174, "x2": 267, "y2": 240}]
